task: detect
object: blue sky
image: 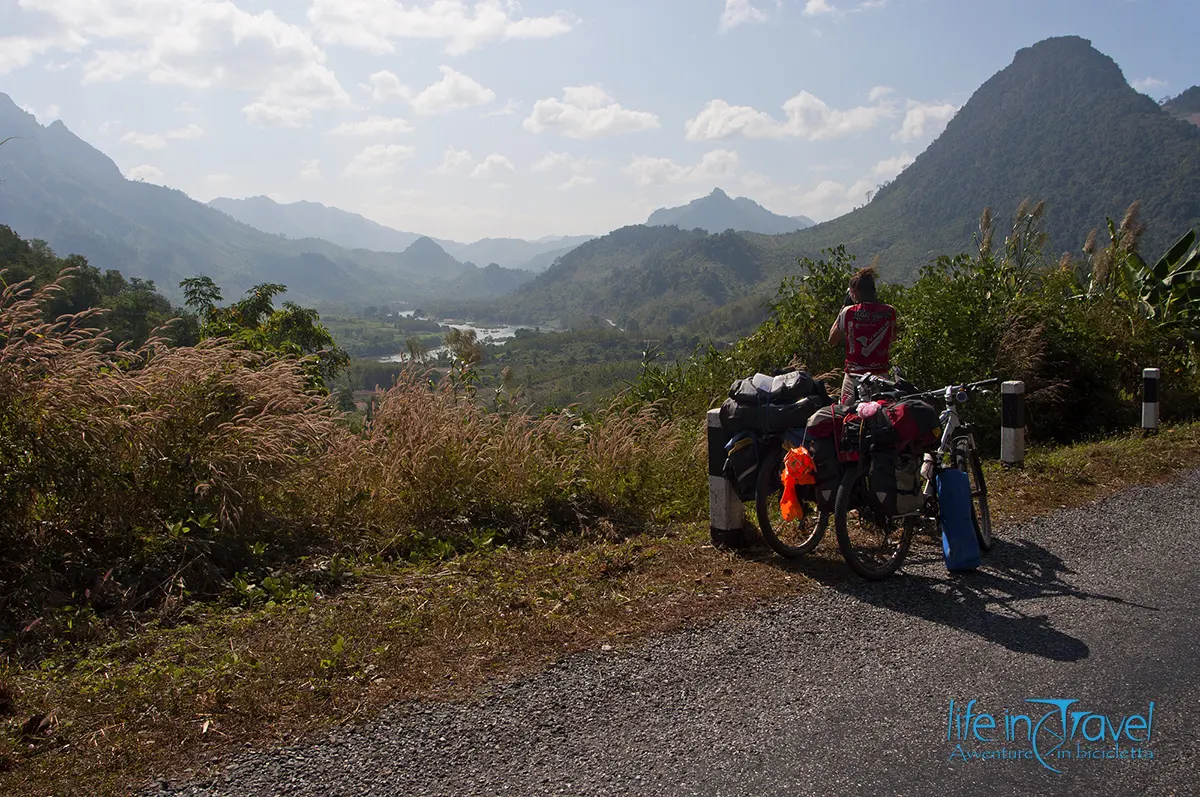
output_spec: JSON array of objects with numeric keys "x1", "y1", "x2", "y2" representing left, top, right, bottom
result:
[{"x1": 1, "y1": 0, "x2": 1196, "y2": 241}]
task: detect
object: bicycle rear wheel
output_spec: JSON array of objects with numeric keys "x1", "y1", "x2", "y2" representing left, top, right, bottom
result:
[
  {"x1": 953, "y1": 435, "x2": 993, "y2": 551},
  {"x1": 834, "y1": 467, "x2": 915, "y2": 580},
  {"x1": 755, "y1": 447, "x2": 828, "y2": 558}
]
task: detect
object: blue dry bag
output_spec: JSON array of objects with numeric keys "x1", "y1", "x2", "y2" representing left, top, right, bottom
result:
[{"x1": 937, "y1": 468, "x2": 980, "y2": 572}]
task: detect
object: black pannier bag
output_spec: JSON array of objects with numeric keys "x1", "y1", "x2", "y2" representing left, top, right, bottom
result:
[
  {"x1": 895, "y1": 453, "x2": 924, "y2": 515},
  {"x1": 868, "y1": 451, "x2": 898, "y2": 515},
  {"x1": 806, "y1": 434, "x2": 840, "y2": 511},
  {"x1": 842, "y1": 409, "x2": 896, "y2": 453},
  {"x1": 718, "y1": 394, "x2": 828, "y2": 434},
  {"x1": 805, "y1": 405, "x2": 838, "y2": 438},
  {"x1": 722, "y1": 431, "x2": 760, "y2": 501},
  {"x1": 728, "y1": 371, "x2": 817, "y2": 406}
]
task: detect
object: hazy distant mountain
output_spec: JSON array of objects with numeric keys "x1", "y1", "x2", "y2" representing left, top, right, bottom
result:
[
  {"x1": 436, "y1": 235, "x2": 596, "y2": 272},
  {"x1": 210, "y1": 194, "x2": 594, "y2": 272},
  {"x1": 394, "y1": 236, "x2": 466, "y2": 277},
  {"x1": 647, "y1": 188, "x2": 815, "y2": 234},
  {"x1": 484, "y1": 36, "x2": 1200, "y2": 330},
  {"x1": 1163, "y1": 86, "x2": 1200, "y2": 127},
  {"x1": 0, "y1": 93, "x2": 477, "y2": 304},
  {"x1": 209, "y1": 196, "x2": 424, "y2": 253},
  {"x1": 447, "y1": 262, "x2": 536, "y2": 299}
]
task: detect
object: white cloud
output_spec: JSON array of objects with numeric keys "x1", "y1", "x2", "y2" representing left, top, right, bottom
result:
[
  {"x1": 119, "y1": 123, "x2": 204, "y2": 149},
  {"x1": 868, "y1": 85, "x2": 894, "y2": 102},
  {"x1": 720, "y1": 0, "x2": 767, "y2": 31},
  {"x1": 531, "y1": 152, "x2": 596, "y2": 174},
  {"x1": 470, "y1": 153, "x2": 515, "y2": 180},
  {"x1": 21, "y1": 0, "x2": 351, "y2": 125},
  {"x1": 121, "y1": 131, "x2": 167, "y2": 149},
  {"x1": 308, "y1": 0, "x2": 575, "y2": 56},
  {"x1": 126, "y1": 164, "x2": 165, "y2": 183},
  {"x1": 483, "y1": 98, "x2": 522, "y2": 117},
  {"x1": 344, "y1": 143, "x2": 415, "y2": 177},
  {"x1": 243, "y1": 102, "x2": 312, "y2": 128},
  {"x1": 623, "y1": 150, "x2": 741, "y2": 187},
  {"x1": 435, "y1": 147, "x2": 476, "y2": 175},
  {"x1": 740, "y1": 171, "x2": 772, "y2": 191},
  {"x1": 894, "y1": 99, "x2": 957, "y2": 142},
  {"x1": 410, "y1": 66, "x2": 495, "y2": 115},
  {"x1": 0, "y1": 32, "x2": 85, "y2": 75},
  {"x1": 686, "y1": 92, "x2": 894, "y2": 141},
  {"x1": 1132, "y1": 76, "x2": 1167, "y2": 93},
  {"x1": 561, "y1": 174, "x2": 596, "y2": 190},
  {"x1": 169, "y1": 123, "x2": 203, "y2": 140},
  {"x1": 804, "y1": 0, "x2": 834, "y2": 14},
  {"x1": 787, "y1": 176, "x2": 875, "y2": 220},
  {"x1": 300, "y1": 159, "x2": 322, "y2": 180},
  {"x1": 872, "y1": 152, "x2": 914, "y2": 179},
  {"x1": 367, "y1": 70, "x2": 411, "y2": 102},
  {"x1": 524, "y1": 85, "x2": 660, "y2": 139},
  {"x1": 329, "y1": 115, "x2": 414, "y2": 136}
]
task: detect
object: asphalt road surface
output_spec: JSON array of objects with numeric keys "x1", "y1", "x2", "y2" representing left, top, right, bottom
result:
[{"x1": 154, "y1": 473, "x2": 1200, "y2": 797}]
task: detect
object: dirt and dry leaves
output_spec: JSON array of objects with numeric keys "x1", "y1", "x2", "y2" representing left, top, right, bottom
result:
[{"x1": 3, "y1": 423, "x2": 1199, "y2": 796}]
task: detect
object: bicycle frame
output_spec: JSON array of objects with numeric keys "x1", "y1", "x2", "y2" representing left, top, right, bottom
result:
[{"x1": 851, "y1": 375, "x2": 998, "y2": 499}]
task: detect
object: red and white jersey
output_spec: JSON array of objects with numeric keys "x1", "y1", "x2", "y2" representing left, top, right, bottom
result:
[{"x1": 837, "y1": 302, "x2": 896, "y2": 374}]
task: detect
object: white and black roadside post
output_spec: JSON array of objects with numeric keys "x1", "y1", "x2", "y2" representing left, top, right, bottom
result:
[
  {"x1": 1142, "y1": 368, "x2": 1161, "y2": 435},
  {"x1": 1001, "y1": 381, "x2": 1026, "y2": 468},
  {"x1": 707, "y1": 408, "x2": 746, "y2": 548}
]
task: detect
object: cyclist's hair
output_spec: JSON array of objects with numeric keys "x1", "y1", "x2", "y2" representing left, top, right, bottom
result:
[{"x1": 849, "y1": 266, "x2": 878, "y2": 302}]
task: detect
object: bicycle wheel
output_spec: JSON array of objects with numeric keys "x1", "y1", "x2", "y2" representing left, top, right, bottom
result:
[
  {"x1": 755, "y1": 447, "x2": 828, "y2": 558},
  {"x1": 953, "y1": 435, "x2": 993, "y2": 552},
  {"x1": 834, "y1": 467, "x2": 915, "y2": 580}
]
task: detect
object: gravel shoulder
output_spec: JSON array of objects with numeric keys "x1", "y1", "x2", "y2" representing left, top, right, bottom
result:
[{"x1": 153, "y1": 472, "x2": 1200, "y2": 797}]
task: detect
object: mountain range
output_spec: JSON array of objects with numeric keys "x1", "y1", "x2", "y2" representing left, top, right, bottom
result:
[
  {"x1": 647, "y1": 188, "x2": 814, "y2": 234},
  {"x1": 443, "y1": 36, "x2": 1200, "y2": 331},
  {"x1": 2, "y1": 36, "x2": 1198, "y2": 330},
  {"x1": 0, "y1": 93, "x2": 516, "y2": 305},
  {"x1": 206, "y1": 195, "x2": 594, "y2": 272}
]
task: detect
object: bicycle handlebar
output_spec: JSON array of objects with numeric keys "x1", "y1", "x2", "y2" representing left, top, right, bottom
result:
[
  {"x1": 853, "y1": 374, "x2": 1000, "y2": 403},
  {"x1": 908, "y1": 378, "x2": 1000, "y2": 403}
]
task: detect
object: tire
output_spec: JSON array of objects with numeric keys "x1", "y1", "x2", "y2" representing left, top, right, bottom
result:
[
  {"x1": 755, "y1": 447, "x2": 828, "y2": 558},
  {"x1": 953, "y1": 435, "x2": 993, "y2": 552},
  {"x1": 834, "y1": 467, "x2": 915, "y2": 580}
]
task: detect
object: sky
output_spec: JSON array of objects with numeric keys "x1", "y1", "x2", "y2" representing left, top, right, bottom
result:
[{"x1": 1, "y1": 0, "x2": 1197, "y2": 242}]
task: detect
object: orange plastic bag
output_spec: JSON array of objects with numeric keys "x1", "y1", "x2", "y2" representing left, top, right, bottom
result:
[{"x1": 780, "y1": 445, "x2": 817, "y2": 521}]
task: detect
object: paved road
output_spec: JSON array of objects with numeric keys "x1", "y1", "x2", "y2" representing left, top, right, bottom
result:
[{"x1": 156, "y1": 473, "x2": 1200, "y2": 797}]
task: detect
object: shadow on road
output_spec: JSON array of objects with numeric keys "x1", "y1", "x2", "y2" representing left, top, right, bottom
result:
[{"x1": 739, "y1": 531, "x2": 1158, "y2": 662}]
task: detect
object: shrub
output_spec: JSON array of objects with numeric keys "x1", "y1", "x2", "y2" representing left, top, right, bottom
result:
[
  {"x1": 0, "y1": 272, "x2": 339, "y2": 632},
  {"x1": 303, "y1": 371, "x2": 703, "y2": 553}
]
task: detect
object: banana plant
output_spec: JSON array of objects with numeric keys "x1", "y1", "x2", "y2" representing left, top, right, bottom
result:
[{"x1": 1074, "y1": 223, "x2": 1200, "y2": 338}]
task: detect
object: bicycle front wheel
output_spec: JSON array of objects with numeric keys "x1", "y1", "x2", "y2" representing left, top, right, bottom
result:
[
  {"x1": 755, "y1": 447, "x2": 828, "y2": 558},
  {"x1": 953, "y1": 435, "x2": 993, "y2": 552},
  {"x1": 834, "y1": 467, "x2": 915, "y2": 580}
]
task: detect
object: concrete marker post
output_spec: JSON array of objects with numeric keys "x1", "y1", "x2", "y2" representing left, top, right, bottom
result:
[
  {"x1": 707, "y1": 408, "x2": 746, "y2": 548},
  {"x1": 1001, "y1": 381, "x2": 1025, "y2": 468},
  {"x1": 1142, "y1": 368, "x2": 1160, "y2": 435}
]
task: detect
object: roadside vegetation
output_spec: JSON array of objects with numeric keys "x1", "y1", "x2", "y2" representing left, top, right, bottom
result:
[{"x1": 2, "y1": 200, "x2": 1200, "y2": 795}]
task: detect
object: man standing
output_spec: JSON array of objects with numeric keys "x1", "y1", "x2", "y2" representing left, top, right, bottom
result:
[{"x1": 828, "y1": 266, "x2": 896, "y2": 406}]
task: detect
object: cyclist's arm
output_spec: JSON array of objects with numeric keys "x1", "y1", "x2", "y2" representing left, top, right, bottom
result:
[{"x1": 828, "y1": 307, "x2": 846, "y2": 346}]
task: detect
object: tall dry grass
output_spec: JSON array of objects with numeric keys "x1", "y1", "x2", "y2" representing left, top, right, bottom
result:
[
  {"x1": 0, "y1": 272, "x2": 703, "y2": 640},
  {"x1": 303, "y1": 371, "x2": 702, "y2": 550}
]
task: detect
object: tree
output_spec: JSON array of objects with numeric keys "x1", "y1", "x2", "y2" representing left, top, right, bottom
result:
[
  {"x1": 404, "y1": 335, "x2": 428, "y2": 364},
  {"x1": 180, "y1": 276, "x2": 349, "y2": 391},
  {"x1": 444, "y1": 327, "x2": 483, "y2": 365}
]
